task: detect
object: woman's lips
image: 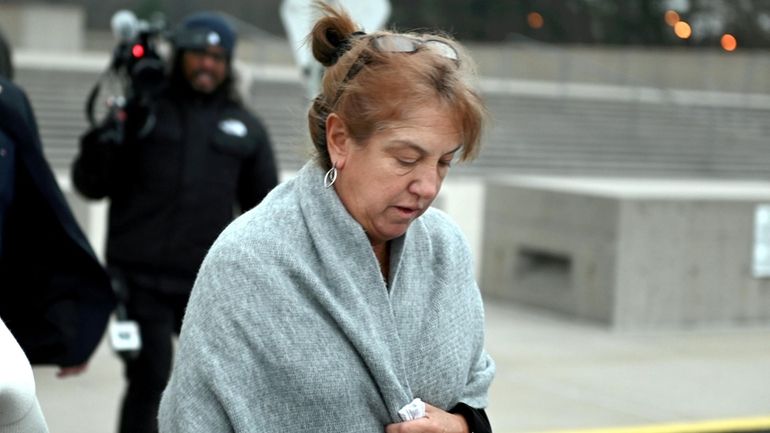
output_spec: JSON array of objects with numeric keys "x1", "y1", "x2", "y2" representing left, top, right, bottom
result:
[{"x1": 394, "y1": 206, "x2": 419, "y2": 218}]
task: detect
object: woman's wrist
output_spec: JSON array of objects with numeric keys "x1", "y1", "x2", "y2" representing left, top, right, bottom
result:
[
  {"x1": 450, "y1": 412, "x2": 470, "y2": 433},
  {"x1": 448, "y1": 402, "x2": 492, "y2": 433}
]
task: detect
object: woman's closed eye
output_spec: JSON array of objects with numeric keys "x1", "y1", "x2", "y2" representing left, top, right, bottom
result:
[
  {"x1": 395, "y1": 156, "x2": 453, "y2": 170},
  {"x1": 395, "y1": 155, "x2": 420, "y2": 166}
]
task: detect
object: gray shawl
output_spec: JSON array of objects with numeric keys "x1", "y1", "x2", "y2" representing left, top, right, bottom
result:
[{"x1": 159, "y1": 162, "x2": 495, "y2": 432}]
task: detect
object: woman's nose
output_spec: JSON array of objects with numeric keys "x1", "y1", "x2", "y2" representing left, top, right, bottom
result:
[{"x1": 408, "y1": 166, "x2": 441, "y2": 200}]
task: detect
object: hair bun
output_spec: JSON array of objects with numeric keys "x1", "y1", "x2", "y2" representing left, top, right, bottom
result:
[{"x1": 310, "y1": 3, "x2": 360, "y2": 67}]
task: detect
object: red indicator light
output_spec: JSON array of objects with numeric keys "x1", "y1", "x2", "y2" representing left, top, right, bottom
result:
[{"x1": 132, "y1": 44, "x2": 145, "y2": 58}]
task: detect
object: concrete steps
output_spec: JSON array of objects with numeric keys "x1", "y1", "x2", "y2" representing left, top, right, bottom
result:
[{"x1": 14, "y1": 60, "x2": 770, "y2": 180}]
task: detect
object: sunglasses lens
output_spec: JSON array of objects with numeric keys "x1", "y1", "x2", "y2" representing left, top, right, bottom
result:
[
  {"x1": 374, "y1": 35, "x2": 418, "y2": 53},
  {"x1": 371, "y1": 35, "x2": 459, "y2": 62},
  {"x1": 424, "y1": 40, "x2": 459, "y2": 61}
]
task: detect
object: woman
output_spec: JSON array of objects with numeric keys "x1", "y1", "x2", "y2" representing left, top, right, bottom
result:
[{"x1": 159, "y1": 4, "x2": 494, "y2": 433}]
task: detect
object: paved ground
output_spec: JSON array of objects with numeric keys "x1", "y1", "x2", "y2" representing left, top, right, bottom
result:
[
  {"x1": 33, "y1": 298, "x2": 770, "y2": 433},
  {"x1": 482, "y1": 301, "x2": 770, "y2": 433}
]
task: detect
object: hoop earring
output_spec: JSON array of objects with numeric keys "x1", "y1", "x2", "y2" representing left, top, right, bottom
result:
[{"x1": 323, "y1": 163, "x2": 338, "y2": 188}]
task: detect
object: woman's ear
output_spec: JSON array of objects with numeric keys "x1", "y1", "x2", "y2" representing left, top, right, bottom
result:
[{"x1": 326, "y1": 113, "x2": 349, "y2": 169}]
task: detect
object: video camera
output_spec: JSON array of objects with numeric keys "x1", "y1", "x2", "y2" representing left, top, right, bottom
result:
[{"x1": 85, "y1": 10, "x2": 169, "y2": 141}]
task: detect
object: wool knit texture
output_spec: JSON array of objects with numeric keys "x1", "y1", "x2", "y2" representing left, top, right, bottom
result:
[{"x1": 158, "y1": 161, "x2": 495, "y2": 432}]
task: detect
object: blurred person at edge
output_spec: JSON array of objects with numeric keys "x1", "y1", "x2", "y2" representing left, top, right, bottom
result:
[
  {"x1": 1, "y1": 317, "x2": 49, "y2": 433},
  {"x1": 0, "y1": 28, "x2": 114, "y2": 377},
  {"x1": 0, "y1": 27, "x2": 115, "y2": 432},
  {"x1": 158, "y1": 3, "x2": 494, "y2": 433},
  {"x1": 71, "y1": 11, "x2": 279, "y2": 433}
]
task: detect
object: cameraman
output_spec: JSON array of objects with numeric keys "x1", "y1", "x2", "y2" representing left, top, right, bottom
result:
[{"x1": 72, "y1": 11, "x2": 278, "y2": 433}]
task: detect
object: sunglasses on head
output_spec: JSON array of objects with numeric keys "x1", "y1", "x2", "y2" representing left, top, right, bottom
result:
[
  {"x1": 332, "y1": 34, "x2": 460, "y2": 103},
  {"x1": 368, "y1": 34, "x2": 459, "y2": 62}
]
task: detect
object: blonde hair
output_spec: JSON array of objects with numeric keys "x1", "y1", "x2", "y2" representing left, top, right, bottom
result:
[{"x1": 307, "y1": 2, "x2": 486, "y2": 169}]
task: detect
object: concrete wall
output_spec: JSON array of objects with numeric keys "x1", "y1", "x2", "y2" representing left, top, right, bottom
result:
[
  {"x1": 466, "y1": 43, "x2": 770, "y2": 94},
  {"x1": 0, "y1": 4, "x2": 84, "y2": 52},
  {"x1": 435, "y1": 178, "x2": 487, "y2": 279},
  {"x1": 240, "y1": 40, "x2": 770, "y2": 94},
  {"x1": 615, "y1": 199, "x2": 770, "y2": 329},
  {"x1": 481, "y1": 182, "x2": 618, "y2": 324},
  {"x1": 481, "y1": 177, "x2": 770, "y2": 330}
]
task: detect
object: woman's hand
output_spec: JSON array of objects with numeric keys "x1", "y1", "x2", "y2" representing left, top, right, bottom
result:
[{"x1": 385, "y1": 403, "x2": 469, "y2": 433}]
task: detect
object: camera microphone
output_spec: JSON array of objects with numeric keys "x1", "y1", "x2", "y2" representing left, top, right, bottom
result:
[
  {"x1": 111, "y1": 10, "x2": 139, "y2": 42},
  {"x1": 87, "y1": 9, "x2": 167, "y2": 129}
]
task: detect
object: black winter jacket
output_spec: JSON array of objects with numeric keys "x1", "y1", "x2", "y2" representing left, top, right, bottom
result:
[
  {"x1": 0, "y1": 77, "x2": 115, "y2": 367},
  {"x1": 72, "y1": 84, "x2": 278, "y2": 293}
]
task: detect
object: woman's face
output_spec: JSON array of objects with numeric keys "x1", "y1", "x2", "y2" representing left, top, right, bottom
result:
[{"x1": 329, "y1": 101, "x2": 462, "y2": 247}]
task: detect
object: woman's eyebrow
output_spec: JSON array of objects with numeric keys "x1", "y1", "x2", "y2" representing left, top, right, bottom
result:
[
  {"x1": 443, "y1": 144, "x2": 463, "y2": 156},
  {"x1": 386, "y1": 140, "x2": 427, "y2": 155},
  {"x1": 386, "y1": 140, "x2": 462, "y2": 156}
]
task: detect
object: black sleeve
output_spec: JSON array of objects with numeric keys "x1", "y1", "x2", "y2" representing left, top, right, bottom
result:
[
  {"x1": 71, "y1": 102, "x2": 150, "y2": 199},
  {"x1": 449, "y1": 402, "x2": 492, "y2": 433},
  {"x1": 71, "y1": 126, "x2": 119, "y2": 199},
  {"x1": 236, "y1": 118, "x2": 278, "y2": 212},
  {"x1": 0, "y1": 79, "x2": 116, "y2": 367}
]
